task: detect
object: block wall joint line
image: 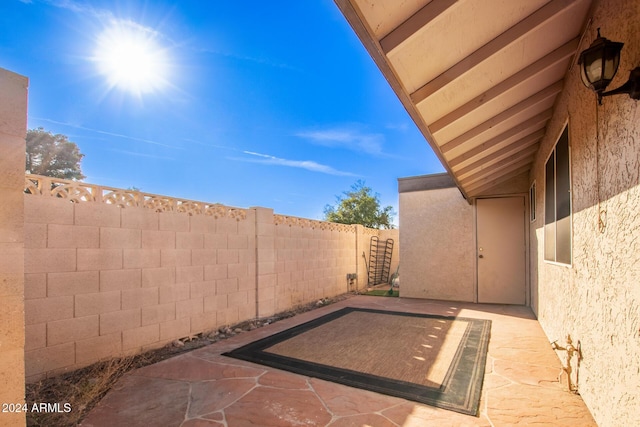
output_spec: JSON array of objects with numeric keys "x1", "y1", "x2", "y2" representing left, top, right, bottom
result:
[{"x1": 254, "y1": 208, "x2": 259, "y2": 321}]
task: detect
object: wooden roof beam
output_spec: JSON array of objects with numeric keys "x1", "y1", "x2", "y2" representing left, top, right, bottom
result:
[
  {"x1": 429, "y1": 38, "x2": 579, "y2": 133},
  {"x1": 464, "y1": 160, "x2": 534, "y2": 193},
  {"x1": 410, "y1": 0, "x2": 575, "y2": 105},
  {"x1": 380, "y1": 0, "x2": 458, "y2": 54},
  {"x1": 465, "y1": 163, "x2": 533, "y2": 195},
  {"x1": 455, "y1": 130, "x2": 543, "y2": 179},
  {"x1": 448, "y1": 109, "x2": 552, "y2": 169},
  {"x1": 334, "y1": 0, "x2": 471, "y2": 201},
  {"x1": 440, "y1": 80, "x2": 563, "y2": 154},
  {"x1": 460, "y1": 145, "x2": 539, "y2": 186}
]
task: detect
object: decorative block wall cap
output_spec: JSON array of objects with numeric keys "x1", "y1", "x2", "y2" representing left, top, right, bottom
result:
[{"x1": 25, "y1": 174, "x2": 247, "y2": 220}]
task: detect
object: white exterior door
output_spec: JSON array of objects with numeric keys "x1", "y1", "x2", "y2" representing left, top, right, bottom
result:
[{"x1": 477, "y1": 197, "x2": 526, "y2": 305}]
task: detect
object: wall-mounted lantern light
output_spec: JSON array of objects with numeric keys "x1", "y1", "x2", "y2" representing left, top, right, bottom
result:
[{"x1": 578, "y1": 28, "x2": 640, "y2": 104}]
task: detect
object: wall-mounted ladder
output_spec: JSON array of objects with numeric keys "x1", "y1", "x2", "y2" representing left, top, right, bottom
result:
[{"x1": 368, "y1": 236, "x2": 394, "y2": 286}]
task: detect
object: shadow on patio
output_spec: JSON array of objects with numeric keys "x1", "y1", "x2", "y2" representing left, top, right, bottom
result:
[{"x1": 80, "y1": 295, "x2": 596, "y2": 427}]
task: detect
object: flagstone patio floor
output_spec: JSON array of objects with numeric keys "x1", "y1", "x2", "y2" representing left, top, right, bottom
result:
[{"x1": 81, "y1": 295, "x2": 597, "y2": 426}]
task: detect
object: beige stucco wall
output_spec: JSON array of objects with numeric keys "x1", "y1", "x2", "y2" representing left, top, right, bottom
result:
[
  {"x1": 22, "y1": 179, "x2": 387, "y2": 380},
  {"x1": 399, "y1": 187, "x2": 475, "y2": 301},
  {"x1": 0, "y1": 68, "x2": 28, "y2": 427},
  {"x1": 530, "y1": 0, "x2": 640, "y2": 425}
]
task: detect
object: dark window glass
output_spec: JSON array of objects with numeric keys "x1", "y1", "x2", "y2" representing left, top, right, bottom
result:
[
  {"x1": 529, "y1": 182, "x2": 536, "y2": 222},
  {"x1": 544, "y1": 125, "x2": 571, "y2": 264},
  {"x1": 555, "y1": 128, "x2": 571, "y2": 264},
  {"x1": 544, "y1": 152, "x2": 555, "y2": 261}
]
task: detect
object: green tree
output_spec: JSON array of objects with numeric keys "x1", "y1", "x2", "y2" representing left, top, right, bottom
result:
[
  {"x1": 323, "y1": 180, "x2": 395, "y2": 229},
  {"x1": 25, "y1": 128, "x2": 85, "y2": 180}
]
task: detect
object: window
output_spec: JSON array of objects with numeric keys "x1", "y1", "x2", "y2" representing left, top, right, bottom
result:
[
  {"x1": 529, "y1": 181, "x2": 536, "y2": 222},
  {"x1": 544, "y1": 125, "x2": 571, "y2": 264}
]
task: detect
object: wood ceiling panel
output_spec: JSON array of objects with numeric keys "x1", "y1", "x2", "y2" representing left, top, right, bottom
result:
[
  {"x1": 455, "y1": 132, "x2": 542, "y2": 180},
  {"x1": 337, "y1": 0, "x2": 593, "y2": 201},
  {"x1": 429, "y1": 60, "x2": 569, "y2": 143},
  {"x1": 439, "y1": 80, "x2": 562, "y2": 154},
  {"x1": 355, "y1": 0, "x2": 429, "y2": 39},
  {"x1": 388, "y1": 0, "x2": 546, "y2": 94},
  {"x1": 419, "y1": 33, "x2": 579, "y2": 127},
  {"x1": 380, "y1": 0, "x2": 458, "y2": 53},
  {"x1": 466, "y1": 164, "x2": 532, "y2": 195},
  {"x1": 442, "y1": 99, "x2": 555, "y2": 161},
  {"x1": 427, "y1": 38, "x2": 577, "y2": 134},
  {"x1": 410, "y1": 0, "x2": 575, "y2": 105},
  {"x1": 460, "y1": 146, "x2": 539, "y2": 186},
  {"x1": 447, "y1": 109, "x2": 552, "y2": 169}
]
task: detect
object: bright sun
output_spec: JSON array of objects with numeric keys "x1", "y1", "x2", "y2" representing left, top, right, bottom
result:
[{"x1": 93, "y1": 20, "x2": 170, "y2": 96}]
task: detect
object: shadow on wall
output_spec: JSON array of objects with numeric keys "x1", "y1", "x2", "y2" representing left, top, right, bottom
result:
[{"x1": 22, "y1": 174, "x2": 396, "y2": 382}]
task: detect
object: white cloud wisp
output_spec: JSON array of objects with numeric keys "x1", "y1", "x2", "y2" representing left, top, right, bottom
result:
[
  {"x1": 234, "y1": 151, "x2": 357, "y2": 176},
  {"x1": 295, "y1": 126, "x2": 385, "y2": 156}
]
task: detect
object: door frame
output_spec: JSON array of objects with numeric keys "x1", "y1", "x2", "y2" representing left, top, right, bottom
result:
[{"x1": 473, "y1": 194, "x2": 530, "y2": 306}]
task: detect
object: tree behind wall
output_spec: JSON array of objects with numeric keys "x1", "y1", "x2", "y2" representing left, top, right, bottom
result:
[
  {"x1": 26, "y1": 127, "x2": 85, "y2": 180},
  {"x1": 324, "y1": 180, "x2": 395, "y2": 229}
]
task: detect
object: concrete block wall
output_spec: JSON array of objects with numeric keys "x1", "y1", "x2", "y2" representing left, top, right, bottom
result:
[
  {"x1": 0, "y1": 67, "x2": 28, "y2": 427},
  {"x1": 23, "y1": 194, "x2": 259, "y2": 382},
  {"x1": 378, "y1": 228, "x2": 400, "y2": 280},
  {"x1": 273, "y1": 220, "x2": 357, "y2": 313},
  {"x1": 353, "y1": 226, "x2": 399, "y2": 290},
  {"x1": 22, "y1": 180, "x2": 385, "y2": 381}
]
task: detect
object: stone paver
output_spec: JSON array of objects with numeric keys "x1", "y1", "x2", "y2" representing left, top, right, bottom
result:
[
  {"x1": 225, "y1": 386, "x2": 333, "y2": 426},
  {"x1": 81, "y1": 296, "x2": 597, "y2": 427},
  {"x1": 83, "y1": 375, "x2": 190, "y2": 427}
]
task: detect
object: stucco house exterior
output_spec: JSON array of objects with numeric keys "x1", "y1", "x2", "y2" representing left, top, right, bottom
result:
[
  {"x1": 1, "y1": 1, "x2": 639, "y2": 425},
  {"x1": 335, "y1": 0, "x2": 639, "y2": 425}
]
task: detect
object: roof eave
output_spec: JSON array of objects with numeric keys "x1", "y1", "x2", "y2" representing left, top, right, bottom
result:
[{"x1": 334, "y1": 0, "x2": 471, "y2": 202}]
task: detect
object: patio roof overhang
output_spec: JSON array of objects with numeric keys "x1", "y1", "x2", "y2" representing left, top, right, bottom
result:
[{"x1": 335, "y1": 0, "x2": 593, "y2": 201}]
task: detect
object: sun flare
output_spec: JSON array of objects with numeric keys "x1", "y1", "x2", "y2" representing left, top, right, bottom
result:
[{"x1": 93, "y1": 20, "x2": 170, "y2": 96}]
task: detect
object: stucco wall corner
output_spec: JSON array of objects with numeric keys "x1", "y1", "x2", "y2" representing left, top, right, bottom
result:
[{"x1": 0, "y1": 67, "x2": 28, "y2": 427}]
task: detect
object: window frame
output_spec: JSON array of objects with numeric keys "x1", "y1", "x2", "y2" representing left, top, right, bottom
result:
[
  {"x1": 529, "y1": 181, "x2": 536, "y2": 222},
  {"x1": 544, "y1": 123, "x2": 572, "y2": 266}
]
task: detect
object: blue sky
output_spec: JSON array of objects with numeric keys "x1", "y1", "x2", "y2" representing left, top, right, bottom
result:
[{"x1": 1, "y1": 0, "x2": 443, "y2": 222}]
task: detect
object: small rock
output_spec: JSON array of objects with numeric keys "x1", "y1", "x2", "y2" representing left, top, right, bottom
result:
[
  {"x1": 172, "y1": 340, "x2": 184, "y2": 348},
  {"x1": 234, "y1": 328, "x2": 243, "y2": 334}
]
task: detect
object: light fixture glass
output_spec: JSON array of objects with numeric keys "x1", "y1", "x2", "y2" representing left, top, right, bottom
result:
[{"x1": 578, "y1": 28, "x2": 623, "y2": 94}]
